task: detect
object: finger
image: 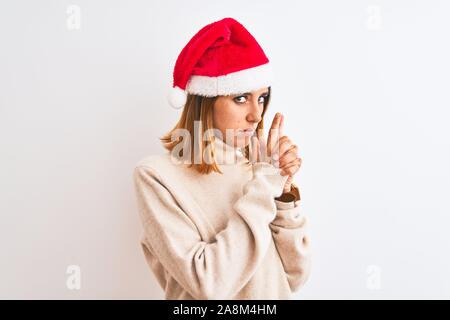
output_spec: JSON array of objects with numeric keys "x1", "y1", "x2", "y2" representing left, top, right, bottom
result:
[
  {"x1": 259, "y1": 134, "x2": 269, "y2": 163},
  {"x1": 250, "y1": 136, "x2": 259, "y2": 163},
  {"x1": 256, "y1": 128, "x2": 266, "y2": 163},
  {"x1": 280, "y1": 156, "x2": 301, "y2": 170},
  {"x1": 280, "y1": 158, "x2": 302, "y2": 169},
  {"x1": 256, "y1": 127, "x2": 265, "y2": 142},
  {"x1": 278, "y1": 136, "x2": 298, "y2": 159},
  {"x1": 281, "y1": 162, "x2": 301, "y2": 177},
  {"x1": 279, "y1": 146, "x2": 298, "y2": 165},
  {"x1": 280, "y1": 152, "x2": 299, "y2": 168},
  {"x1": 275, "y1": 114, "x2": 285, "y2": 161},
  {"x1": 283, "y1": 176, "x2": 293, "y2": 192},
  {"x1": 280, "y1": 158, "x2": 302, "y2": 173},
  {"x1": 279, "y1": 114, "x2": 284, "y2": 138},
  {"x1": 281, "y1": 167, "x2": 300, "y2": 178},
  {"x1": 281, "y1": 164, "x2": 298, "y2": 176},
  {"x1": 267, "y1": 113, "x2": 282, "y2": 157}
]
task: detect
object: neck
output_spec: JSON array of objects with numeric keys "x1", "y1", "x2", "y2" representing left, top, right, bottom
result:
[{"x1": 212, "y1": 136, "x2": 248, "y2": 165}]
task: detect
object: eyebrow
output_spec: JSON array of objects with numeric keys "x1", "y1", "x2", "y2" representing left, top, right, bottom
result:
[{"x1": 239, "y1": 91, "x2": 269, "y2": 96}]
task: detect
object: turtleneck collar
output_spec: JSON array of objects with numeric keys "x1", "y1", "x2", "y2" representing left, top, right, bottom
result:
[{"x1": 212, "y1": 135, "x2": 248, "y2": 166}]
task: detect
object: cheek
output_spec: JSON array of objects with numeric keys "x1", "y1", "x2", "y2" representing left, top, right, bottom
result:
[
  {"x1": 213, "y1": 101, "x2": 244, "y2": 130},
  {"x1": 213, "y1": 103, "x2": 228, "y2": 132}
]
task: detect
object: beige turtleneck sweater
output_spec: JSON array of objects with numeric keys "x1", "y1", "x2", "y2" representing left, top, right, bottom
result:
[{"x1": 132, "y1": 136, "x2": 311, "y2": 300}]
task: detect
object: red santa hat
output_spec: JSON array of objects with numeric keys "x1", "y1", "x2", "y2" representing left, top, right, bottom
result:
[{"x1": 167, "y1": 17, "x2": 272, "y2": 109}]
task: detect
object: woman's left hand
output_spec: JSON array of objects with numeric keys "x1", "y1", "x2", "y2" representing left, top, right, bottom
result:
[
  {"x1": 251, "y1": 112, "x2": 302, "y2": 194},
  {"x1": 273, "y1": 114, "x2": 302, "y2": 193}
]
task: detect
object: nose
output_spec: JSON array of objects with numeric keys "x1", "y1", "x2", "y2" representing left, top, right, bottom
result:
[{"x1": 246, "y1": 99, "x2": 262, "y2": 124}]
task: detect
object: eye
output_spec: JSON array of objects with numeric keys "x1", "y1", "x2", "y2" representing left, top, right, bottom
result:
[
  {"x1": 258, "y1": 95, "x2": 267, "y2": 104},
  {"x1": 233, "y1": 96, "x2": 247, "y2": 104},
  {"x1": 233, "y1": 94, "x2": 268, "y2": 105}
]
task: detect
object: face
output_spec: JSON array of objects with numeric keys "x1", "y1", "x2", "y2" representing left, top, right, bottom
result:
[{"x1": 212, "y1": 87, "x2": 269, "y2": 148}]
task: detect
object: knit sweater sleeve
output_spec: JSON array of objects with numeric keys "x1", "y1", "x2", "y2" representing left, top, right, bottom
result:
[
  {"x1": 269, "y1": 183, "x2": 312, "y2": 293},
  {"x1": 133, "y1": 162, "x2": 288, "y2": 300}
]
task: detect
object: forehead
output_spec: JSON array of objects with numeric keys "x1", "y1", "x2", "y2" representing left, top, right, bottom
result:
[{"x1": 240, "y1": 87, "x2": 270, "y2": 95}]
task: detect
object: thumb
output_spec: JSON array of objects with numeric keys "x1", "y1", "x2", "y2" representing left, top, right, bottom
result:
[{"x1": 283, "y1": 175, "x2": 293, "y2": 193}]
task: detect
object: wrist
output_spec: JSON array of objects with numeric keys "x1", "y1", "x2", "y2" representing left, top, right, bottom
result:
[{"x1": 274, "y1": 183, "x2": 301, "y2": 203}]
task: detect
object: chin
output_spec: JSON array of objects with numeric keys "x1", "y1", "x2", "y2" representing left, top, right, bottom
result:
[{"x1": 236, "y1": 135, "x2": 251, "y2": 148}]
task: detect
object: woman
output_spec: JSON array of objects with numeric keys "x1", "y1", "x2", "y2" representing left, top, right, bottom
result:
[{"x1": 133, "y1": 17, "x2": 311, "y2": 300}]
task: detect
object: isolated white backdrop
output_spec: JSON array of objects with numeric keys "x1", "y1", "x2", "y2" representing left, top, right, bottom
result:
[{"x1": 1, "y1": 0, "x2": 449, "y2": 299}]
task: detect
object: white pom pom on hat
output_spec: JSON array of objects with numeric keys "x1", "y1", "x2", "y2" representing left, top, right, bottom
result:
[
  {"x1": 167, "y1": 17, "x2": 273, "y2": 109},
  {"x1": 167, "y1": 86, "x2": 187, "y2": 109}
]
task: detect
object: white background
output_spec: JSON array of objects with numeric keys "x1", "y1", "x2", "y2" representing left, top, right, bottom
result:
[{"x1": 1, "y1": 0, "x2": 449, "y2": 299}]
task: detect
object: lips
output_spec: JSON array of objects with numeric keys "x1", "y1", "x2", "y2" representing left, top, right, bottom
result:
[{"x1": 237, "y1": 128, "x2": 255, "y2": 136}]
